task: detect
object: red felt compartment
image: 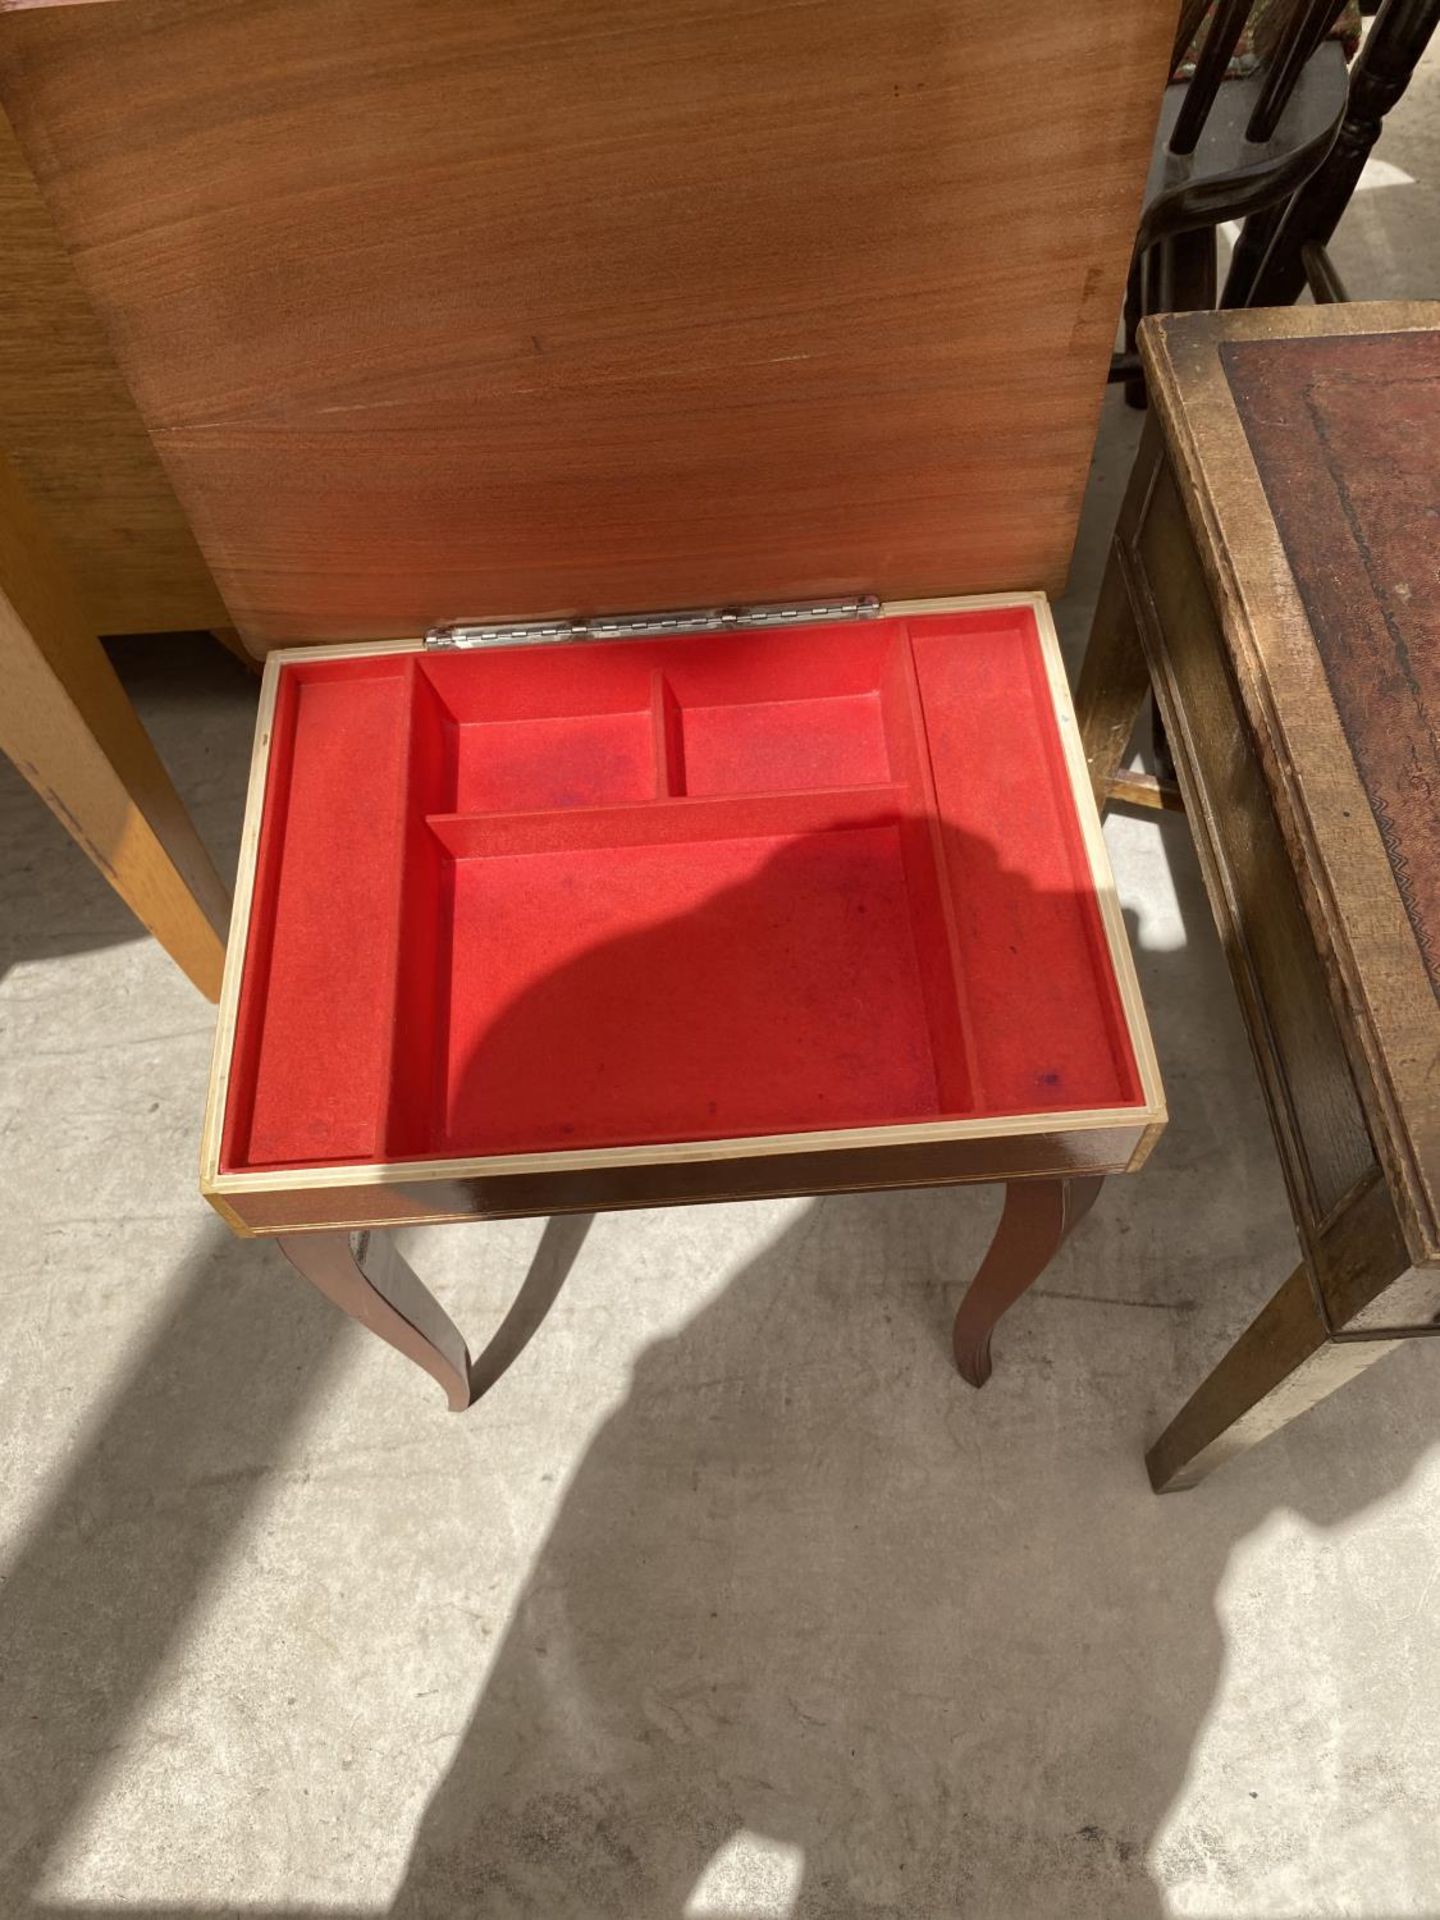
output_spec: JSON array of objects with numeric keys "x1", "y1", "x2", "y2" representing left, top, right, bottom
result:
[
  {"x1": 221, "y1": 610, "x2": 1144, "y2": 1173},
  {"x1": 223, "y1": 661, "x2": 412, "y2": 1168},
  {"x1": 679, "y1": 690, "x2": 890, "y2": 796},
  {"x1": 441, "y1": 825, "x2": 939, "y2": 1152},
  {"x1": 454, "y1": 709, "x2": 656, "y2": 813}
]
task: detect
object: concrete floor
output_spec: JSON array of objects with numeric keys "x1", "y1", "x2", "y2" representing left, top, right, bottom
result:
[{"x1": 3, "y1": 54, "x2": 1439, "y2": 1920}]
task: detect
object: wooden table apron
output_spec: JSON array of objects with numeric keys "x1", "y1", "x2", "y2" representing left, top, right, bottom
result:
[{"x1": 1076, "y1": 303, "x2": 1440, "y2": 1492}]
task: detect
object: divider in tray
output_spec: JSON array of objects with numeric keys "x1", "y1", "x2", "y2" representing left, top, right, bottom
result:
[
  {"x1": 395, "y1": 625, "x2": 971, "y2": 1156},
  {"x1": 415, "y1": 616, "x2": 902, "y2": 812}
]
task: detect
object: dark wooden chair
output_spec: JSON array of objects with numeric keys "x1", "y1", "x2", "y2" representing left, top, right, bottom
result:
[
  {"x1": 1224, "y1": 0, "x2": 1440, "y2": 308},
  {"x1": 1112, "y1": 0, "x2": 1352, "y2": 400}
]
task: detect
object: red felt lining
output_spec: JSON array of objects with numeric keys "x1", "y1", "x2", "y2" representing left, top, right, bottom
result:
[{"x1": 221, "y1": 609, "x2": 1144, "y2": 1173}]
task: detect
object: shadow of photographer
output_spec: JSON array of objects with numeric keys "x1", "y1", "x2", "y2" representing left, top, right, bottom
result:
[{"x1": 3, "y1": 802, "x2": 1433, "y2": 1919}]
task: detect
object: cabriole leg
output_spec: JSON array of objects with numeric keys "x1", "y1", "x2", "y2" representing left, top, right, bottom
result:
[{"x1": 952, "y1": 1176, "x2": 1104, "y2": 1388}]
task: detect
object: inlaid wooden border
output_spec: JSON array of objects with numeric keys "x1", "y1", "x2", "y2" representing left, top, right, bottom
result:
[{"x1": 200, "y1": 591, "x2": 1165, "y2": 1225}]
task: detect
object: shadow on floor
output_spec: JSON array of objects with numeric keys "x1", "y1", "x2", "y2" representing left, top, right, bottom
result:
[
  {"x1": 380, "y1": 1210, "x2": 1431, "y2": 1919},
  {"x1": 0, "y1": 1227, "x2": 348, "y2": 1910},
  {"x1": 2, "y1": 807, "x2": 1434, "y2": 1918},
  {"x1": 5, "y1": 1188, "x2": 1434, "y2": 1920}
]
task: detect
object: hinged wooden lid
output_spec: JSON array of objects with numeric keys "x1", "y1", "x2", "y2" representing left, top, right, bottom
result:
[{"x1": 0, "y1": 0, "x2": 1170, "y2": 650}]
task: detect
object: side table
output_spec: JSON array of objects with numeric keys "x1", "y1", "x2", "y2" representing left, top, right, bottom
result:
[
  {"x1": 201, "y1": 599, "x2": 1164, "y2": 1411},
  {"x1": 1077, "y1": 302, "x2": 1440, "y2": 1489}
]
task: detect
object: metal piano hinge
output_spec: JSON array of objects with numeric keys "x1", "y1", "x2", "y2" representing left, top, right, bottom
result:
[{"x1": 425, "y1": 594, "x2": 882, "y2": 650}]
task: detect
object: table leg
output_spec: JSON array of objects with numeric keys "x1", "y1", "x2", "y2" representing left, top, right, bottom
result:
[
  {"x1": 277, "y1": 1213, "x2": 595, "y2": 1412},
  {"x1": 952, "y1": 1176, "x2": 1104, "y2": 1387},
  {"x1": 1074, "y1": 539, "x2": 1152, "y2": 814},
  {"x1": 1146, "y1": 1260, "x2": 1406, "y2": 1492},
  {"x1": 279, "y1": 1230, "x2": 474, "y2": 1410},
  {"x1": 0, "y1": 449, "x2": 230, "y2": 1000}
]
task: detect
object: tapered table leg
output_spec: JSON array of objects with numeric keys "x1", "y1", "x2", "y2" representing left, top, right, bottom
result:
[
  {"x1": 953, "y1": 1176, "x2": 1104, "y2": 1387},
  {"x1": 1146, "y1": 1260, "x2": 1406, "y2": 1492},
  {"x1": 0, "y1": 449, "x2": 230, "y2": 998}
]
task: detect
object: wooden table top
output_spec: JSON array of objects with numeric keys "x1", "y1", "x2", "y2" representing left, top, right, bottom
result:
[
  {"x1": 0, "y1": 105, "x2": 226, "y2": 635},
  {"x1": 1140, "y1": 303, "x2": 1440, "y2": 1269}
]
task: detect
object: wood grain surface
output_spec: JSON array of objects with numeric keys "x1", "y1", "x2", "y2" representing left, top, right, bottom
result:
[
  {"x1": 1221, "y1": 330, "x2": 1440, "y2": 1001},
  {"x1": 0, "y1": 0, "x2": 1171, "y2": 648},
  {"x1": 0, "y1": 105, "x2": 225, "y2": 635}
]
